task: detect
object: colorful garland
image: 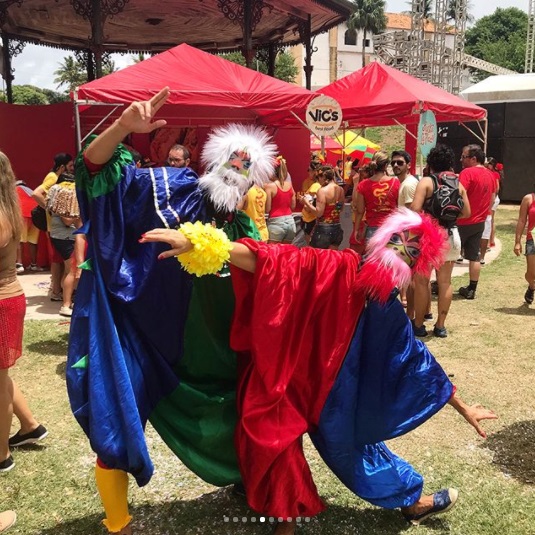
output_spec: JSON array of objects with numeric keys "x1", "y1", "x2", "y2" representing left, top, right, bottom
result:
[{"x1": 176, "y1": 221, "x2": 232, "y2": 277}]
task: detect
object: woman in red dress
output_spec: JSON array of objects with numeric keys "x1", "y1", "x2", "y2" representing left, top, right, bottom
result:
[
  {"x1": 352, "y1": 151, "x2": 400, "y2": 244},
  {"x1": 0, "y1": 151, "x2": 47, "y2": 474}
]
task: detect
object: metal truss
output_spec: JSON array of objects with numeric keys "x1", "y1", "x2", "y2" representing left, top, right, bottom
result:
[
  {"x1": 373, "y1": 0, "x2": 513, "y2": 94},
  {"x1": 526, "y1": 0, "x2": 535, "y2": 73}
]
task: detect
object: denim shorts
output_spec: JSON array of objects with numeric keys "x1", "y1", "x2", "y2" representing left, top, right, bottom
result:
[
  {"x1": 526, "y1": 239, "x2": 535, "y2": 256},
  {"x1": 267, "y1": 215, "x2": 296, "y2": 242},
  {"x1": 365, "y1": 226, "x2": 378, "y2": 242},
  {"x1": 310, "y1": 223, "x2": 343, "y2": 249}
]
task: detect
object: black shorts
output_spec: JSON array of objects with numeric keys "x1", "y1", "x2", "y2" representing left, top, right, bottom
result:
[
  {"x1": 50, "y1": 238, "x2": 74, "y2": 261},
  {"x1": 301, "y1": 219, "x2": 316, "y2": 236},
  {"x1": 458, "y1": 222, "x2": 485, "y2": 261},
  {"x1": 310, "y1": 223, "x2": 343, "y2": 249}
]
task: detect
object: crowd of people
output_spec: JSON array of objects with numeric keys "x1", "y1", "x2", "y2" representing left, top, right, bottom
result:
[{"x1": 0, "y1": 88, "x2": 532, "y2": 535}]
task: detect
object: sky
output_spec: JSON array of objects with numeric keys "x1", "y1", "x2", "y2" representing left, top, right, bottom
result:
[{"x1": 3, "y1": 0, "x2": 530, "y2": 92}]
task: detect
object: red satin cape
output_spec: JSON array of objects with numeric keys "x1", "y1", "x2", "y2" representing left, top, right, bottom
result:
[{"x1": 230, "y1": 239, "x2": 366, "y2": 517}]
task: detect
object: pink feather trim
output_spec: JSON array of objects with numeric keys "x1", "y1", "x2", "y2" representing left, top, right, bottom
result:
[{"x1": 357, "y1": 208, "x2": 448, "y2": 303}]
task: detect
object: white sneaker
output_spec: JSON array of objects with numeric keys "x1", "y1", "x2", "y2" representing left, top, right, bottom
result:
[
  {"x1": 59, "y1": 306, "x2": 73, "y2": 317},
  {"x1": 29, "y1": 264, "x2": 45, "y2": 272},
  {"x1": 15, "y1": 263, "x2": 24, "y2": 274}
]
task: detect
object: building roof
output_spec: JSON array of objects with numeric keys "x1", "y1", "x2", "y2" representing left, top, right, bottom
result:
[
  {"x1": 461, "y1": 74, "x2": 535, "y2": 103},
  {"x1": 0, "y1": 0, "x2": 354, "y2": 54},
  {"x1": 385, "y1": 12, "x2": 453, "y2": 34}
]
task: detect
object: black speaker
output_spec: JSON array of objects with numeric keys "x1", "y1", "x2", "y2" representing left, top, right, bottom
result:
[
  {"x1": 502, "y1": 139, "x2": 535, "y2": 202},
  {"x1": 505, "y1": 102, "x2": 535, "y2": 138}
]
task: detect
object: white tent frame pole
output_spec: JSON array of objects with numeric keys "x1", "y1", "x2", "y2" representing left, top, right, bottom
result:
[
  {"x1": 393, "y1": 119, "x2": 418, "y2": 140},
  {"x1": 74, "y1": 101, "x2": 82, "y2": 154},
  {"x1": 76, "y1": 102, "x2": 124, "y2": 145},
  {"x1": 458, "y1": 120, "x2": 486, "y2": 146}
]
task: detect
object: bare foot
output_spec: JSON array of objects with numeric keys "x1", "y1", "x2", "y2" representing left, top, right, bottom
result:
[{"x1": 274, "y1": 519, "x2": 296, "y2": 535}]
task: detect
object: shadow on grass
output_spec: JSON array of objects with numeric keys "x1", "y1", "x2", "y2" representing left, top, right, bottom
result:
[
  {"x1": 56, "y1": 360, "x2": 67, "y2": 379},
  {"x1": 484, "y1": 420, "x2": 535, "y2": 486},
  {"x1": 495, "y1": 305, "x2": 535, "y2": 317},
  {"x1": 33, "y1": 493, "x2": 453, "y2": 535},
  {"x1": 26, "y1": 332, "x2": 69, "y2": 356}
]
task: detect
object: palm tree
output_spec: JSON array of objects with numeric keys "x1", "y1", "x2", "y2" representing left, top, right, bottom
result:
[
  {"x1": 53, "y1": 56, "x2": 86, "y2": 92},
  {"x1": 347, "y1": 0, "x2": 387, "y2": 67},
  {"x1": 405, "y1": 0, "x2": 434, "y2": 22},
  {"x1": 446, "y1": 0, "x2": 474, "y2": 23},
  {"x1": 131, "y1": 53, "x2": 146, "y2": 64}
]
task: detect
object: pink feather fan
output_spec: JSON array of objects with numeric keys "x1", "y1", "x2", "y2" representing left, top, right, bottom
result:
[{"x1": 356, "y1": 208, "x2": 448, "y2": 303}]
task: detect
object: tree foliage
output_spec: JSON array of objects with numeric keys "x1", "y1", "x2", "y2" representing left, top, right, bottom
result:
[
  {"x1": 219, "y1": 50, "x2": 299, "y2": 83},
  {"x1": 465, "y1": 7, "x2": 528, "y2": 81},
  {"x1": 53, "y1": 55, "x2": 117, "y2": 92},
  {"x1": 348, "y1": 0, "x2": 387, "y2": 66},
  {"x1": 0, "y1": 85, "x2": 69, "y2": 105}
]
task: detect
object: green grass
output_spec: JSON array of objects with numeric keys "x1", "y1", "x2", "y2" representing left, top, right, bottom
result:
[{"x1": 2, "y1": 206, "x2": 535, "y2": 534}]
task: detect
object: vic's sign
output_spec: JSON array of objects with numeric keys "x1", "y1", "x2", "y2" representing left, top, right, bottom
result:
[{"x1": 306, "y1": 95, "x2": 342, "y2": 137}]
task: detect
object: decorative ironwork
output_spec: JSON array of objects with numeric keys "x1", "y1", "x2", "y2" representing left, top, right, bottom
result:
[
  {"x1": 70, "y1": 0, "x2": 130, "y2": 21},
  {"x1": 7, "y1": 37, "x2": 24, "y2": 58},
  {"x1": 0, "y1": 0, "x2": 23, "y2": 27},
  {"x1": 256, "y1": 39, "x2": 284, "y2": 65},
  {"x1": 217, "y1": 0, "x2": 272, "y2": 32}
]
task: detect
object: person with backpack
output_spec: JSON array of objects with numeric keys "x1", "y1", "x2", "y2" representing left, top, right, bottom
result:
[{"x1": 411, "y1": 144, "x2": 471, "y2": 338}]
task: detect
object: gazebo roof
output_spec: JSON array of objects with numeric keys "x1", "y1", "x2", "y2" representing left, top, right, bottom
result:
[{"x1": 0, "y1": 0, "x2": 353, "y2": 53}]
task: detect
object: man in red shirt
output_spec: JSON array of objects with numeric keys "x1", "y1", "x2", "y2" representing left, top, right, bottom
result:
[{"x1": 457, "y1": 145, "x2": 496, "y2": 299}]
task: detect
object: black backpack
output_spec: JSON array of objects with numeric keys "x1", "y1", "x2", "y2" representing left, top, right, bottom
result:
[
  {"x1": 425, "y1": 172, "x2": 464, "y2": 227},
  {"x1": 31, "y1": 205, "x2": 48, "y2": 231}
]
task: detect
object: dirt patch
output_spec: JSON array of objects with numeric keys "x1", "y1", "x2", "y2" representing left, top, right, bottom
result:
[{"x1": 485, "y1": 420, "x2": 535, "y2": 485}]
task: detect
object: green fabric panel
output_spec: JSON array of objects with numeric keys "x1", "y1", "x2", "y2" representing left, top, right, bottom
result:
[
  {"x1": 150, "y1": 276, "x2": 241, "y2": 486},
  {"x1": 75, "y1": 136, "x2": 133, "y2": 201},
  {"x1": 78, "y1": 258, "x2": 93, "y2": 271},
  {"x1": 225, "y1": 210, "x2": 261, "y2": 242},
  {"x1": 71, "y1": 354, "x2": 88, "y2": 369}
]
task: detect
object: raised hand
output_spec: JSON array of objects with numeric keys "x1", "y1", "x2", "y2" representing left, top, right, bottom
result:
[{"x1": 117, "y1": 87, "x2": 170, "y2": 134}]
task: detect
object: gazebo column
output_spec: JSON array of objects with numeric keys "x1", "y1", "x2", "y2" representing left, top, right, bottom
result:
[
  {"x1": 1, "y1": 34, "x2": 25, "y2": 104},
  {"x1": 75, "y1": 49, "x2": 96, "y2": 81},
  {"x1": 71, "y1": 0, "x2": 130, "y2": 78},
  {"x1": 267, "y1": 42, "x2": 276, "y2": 76},
  {"x1": 243, "y1": 0, "x2": 253, "y2": 68},
  {"x1": 217, "y1": 1, "x2": 272, "y2": 68},
  {"x1": 294, "y1": 14, "x2": 314, "y2": 90}
]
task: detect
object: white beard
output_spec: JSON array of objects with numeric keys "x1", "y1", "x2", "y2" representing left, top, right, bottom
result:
[{"x1": 199, "y1": 168, "x2": 251, "y2": 213}]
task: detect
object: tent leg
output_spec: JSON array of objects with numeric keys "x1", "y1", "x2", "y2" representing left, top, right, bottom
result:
[{"x1": 74, "y1": 101, "x2": 82, "y2": 154}]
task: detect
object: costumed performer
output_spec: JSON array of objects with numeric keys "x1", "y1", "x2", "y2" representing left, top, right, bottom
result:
[
  {"x1": 66, "y1": 88, "x2": 277, "y2": 535},
  {"x1": 73, "y1": 88, "x2": 496, "y2": 535},
  {"x1": 142, "y1": 208, "x2": 497, "y2": 534}
]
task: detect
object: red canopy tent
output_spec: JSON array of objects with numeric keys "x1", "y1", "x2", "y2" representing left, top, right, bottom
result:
[
  {"x1": 316, "y1": 62, "x2": 488, "y2": 171},
  {"x1": 74, "y1": 43, "x2": 316, "y2": 138},
  {"x1": 74, "y1": 44, "x2": 315, "y2": 184},
  {"x1": 318, "y1": 62, "x2": 487, "y2": 127}
]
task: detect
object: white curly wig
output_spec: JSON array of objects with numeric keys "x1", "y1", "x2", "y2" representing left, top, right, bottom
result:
[{"x1": 199, "y1": 123, "x2": 278, "y2": 212}]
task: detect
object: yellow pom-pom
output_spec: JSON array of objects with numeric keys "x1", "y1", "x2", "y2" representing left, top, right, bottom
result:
[{"x1": 176, "y1": 221, "x2": 232, "y2": 277}]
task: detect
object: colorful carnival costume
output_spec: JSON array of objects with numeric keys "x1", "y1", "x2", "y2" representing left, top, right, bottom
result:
[
  {"x1": 229, "y1": 209, "x2": 453, "y2": 518},
  {"x1": 67, "y1": 124, "x2": 276, "y2": 533},
  {"x1": 68, "y1": 102, "x2": 475, "y2": 532}
]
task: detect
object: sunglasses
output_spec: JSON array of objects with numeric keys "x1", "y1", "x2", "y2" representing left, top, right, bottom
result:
[{"x1": 391, "y1": 160, "x2": 406, "y2": 166}]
